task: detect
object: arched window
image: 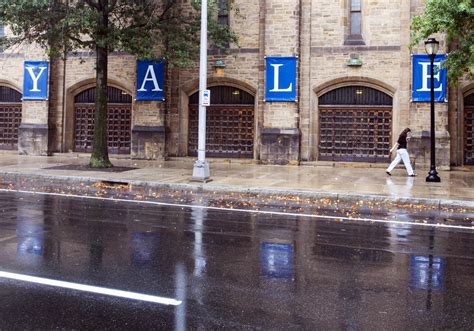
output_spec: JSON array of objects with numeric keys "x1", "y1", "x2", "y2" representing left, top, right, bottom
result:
[
  {"x1": 74, "y1": 86, "x2": 132, "y2": 103},
  {"x1": 0, "y1": 86, "x2": 21, "y2": 102},
  {"x1": 319, "y1": 86, "x2": 392, "y2": 106}
]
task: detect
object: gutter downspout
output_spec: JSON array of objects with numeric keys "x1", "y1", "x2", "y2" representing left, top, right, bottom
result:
[
  {"x1": 297, "y1": 0, "x2": 303, "y2": 163},
  {"x1": 61, "y1": 0, "x2": 69, "y2": 152},
  {"x1": 61, "y1": 52, "x2": 67, "y2": 152}
]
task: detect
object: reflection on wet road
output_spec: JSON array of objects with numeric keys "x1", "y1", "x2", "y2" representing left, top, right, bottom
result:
[{"x1": 0, "y1": 191, "x2": 473, "y2": 329}]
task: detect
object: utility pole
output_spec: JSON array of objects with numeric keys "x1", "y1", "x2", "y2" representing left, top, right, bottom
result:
[{"x1": 192, "y1": 0, "x2": 211, "y2": 182}]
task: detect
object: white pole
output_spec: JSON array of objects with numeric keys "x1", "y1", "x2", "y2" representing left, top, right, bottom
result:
[{"x1": 192, "y1": 0, "x2": 211, "y2": 181}]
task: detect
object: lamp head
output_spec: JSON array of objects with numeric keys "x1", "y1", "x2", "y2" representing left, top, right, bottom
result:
[
  {"x1": 424, "y1": 38, "x2": 439, "y2": 56},
  {"x1": 213, "y1": 59, "x2": 225, "y2": 76}
]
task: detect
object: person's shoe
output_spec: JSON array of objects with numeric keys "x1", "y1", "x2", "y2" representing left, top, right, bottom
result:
[
  {"x1": 409, "y1": 173, "x2": 417, "y2": 177},
  {"x1": 386, "y1": 171, "x2": 391, "y2": 176}
]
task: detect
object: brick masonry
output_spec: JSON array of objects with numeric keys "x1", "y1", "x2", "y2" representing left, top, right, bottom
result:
[{"x1": 0, "y1": 0, "x2": 472, "y2": 168}]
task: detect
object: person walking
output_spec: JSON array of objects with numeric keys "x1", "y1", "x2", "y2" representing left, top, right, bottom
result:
[{"x1": 386, "y1": 128, "x2": 416, "y2": 177}]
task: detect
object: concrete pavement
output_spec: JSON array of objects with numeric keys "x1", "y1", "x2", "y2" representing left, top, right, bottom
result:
[{"x1": 0, "y1": 152, "x2": 473, "y2": 212}]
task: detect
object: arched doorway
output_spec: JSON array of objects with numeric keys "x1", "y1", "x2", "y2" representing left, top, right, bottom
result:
[
  {"x1": 0, "y1": 86, "x2": 22, "y2": 150},
  {"x1": 74, "y1": 86, "x2": 132, "y2": 154},
  {"x1": 464, "y1": 92, "x2": 474, "y2": 165},
  {"x1": 318, "y1": 86, "x2": 392, "y2": 162},
  {"x1": 188, "y1": 86, "x2": 255, "y2": 158}
]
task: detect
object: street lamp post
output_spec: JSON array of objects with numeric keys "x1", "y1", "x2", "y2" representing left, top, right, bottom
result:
[
  {"x1": 192, "y1": 0, "x2": 210, "y2": 182},
  {"x1": 425, "y1": 37, "x2": 441, "y2": 183}
]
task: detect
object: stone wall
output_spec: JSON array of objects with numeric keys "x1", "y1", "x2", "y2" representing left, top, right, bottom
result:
[
  {"x1": 166, "y1": 0, "x2": 261, "y2": 158},
  {"x1": 259, "y1": 0, "x2": 301, "y2": 164},
  {"x1": 305, "y1": 0, "x2": 404, "y2": 161},
  {"x1": 0, "y1": 0, "x2": 471, "y2": 167},
  {"x1": 0, "y1": 37, "x2": 51, "y2": 155}
]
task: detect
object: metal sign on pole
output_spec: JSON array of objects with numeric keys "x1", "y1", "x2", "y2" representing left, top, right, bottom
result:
[
  {"x1": 201, "y1": 89, "x2": 211, "y2": 106},
  {"x1": 192, "y1": 0, "x2": 211, "y2": 182}
]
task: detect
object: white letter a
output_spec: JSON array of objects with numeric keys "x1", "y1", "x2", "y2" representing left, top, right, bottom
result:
[{"x1": 138, "y1": 65, "x2": 162, "y2": 92}]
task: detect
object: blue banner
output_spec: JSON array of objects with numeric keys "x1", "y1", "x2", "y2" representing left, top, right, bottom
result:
[
  {"x1": 260, "y1": 242, "x2": 294, "y2": 280},
  {"x1": 409, "y1": 255, "x2": 444, "y2": 291},
  {"x1": 265, "y1": 56, "x2": 297, "y2": 102},
  {"x1": 23, "y1": 61, "x2": 49, "y2": 100},
  {"x1": 131, "y1": 232, "x2": 160, "y2": 266},
  {"x1": 412, "y1": 54, "x2": 447, "y2": 102},
  {"x1": 136, "y1": 60, "x2": 165, "y2": 101}
]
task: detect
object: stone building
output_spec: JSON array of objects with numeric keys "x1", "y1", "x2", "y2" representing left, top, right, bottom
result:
[{"x1": 0, "y1": 0, "x2": 472, "y2": 169}]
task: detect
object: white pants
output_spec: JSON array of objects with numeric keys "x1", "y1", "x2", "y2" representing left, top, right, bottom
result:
[{"x1": 386, "y1": 148, "x2": 414, "y2": 175}]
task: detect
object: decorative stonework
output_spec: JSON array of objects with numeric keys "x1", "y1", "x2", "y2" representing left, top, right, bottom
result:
[
  {"x1": 410, "y1": 130, "x2": 451, "y2": 170},
  {"x1": 131, "y1": 126, "x2": 166, "y2": 160},
  {"x1": 18, "y1": 123, "x2": 50, "y2": 156},
  {"x1": 0, "y1": 0, "x2": 467, "y2": 167},
  {"x1": 260, "y1": 128, "x2": 300, "y2": 165}
]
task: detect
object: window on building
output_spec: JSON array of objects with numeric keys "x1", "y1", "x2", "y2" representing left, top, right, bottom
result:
[
  {"x1": 350, "y1": 0, "x2": 361, "y2": 35},
  {"x1": 217, "y1": 0, "x2": 230, "y2": 48},
  {"x1": 0, "y1": 20, "x2": 4, "y2": 52},
  {"x1": 218, "y1": 0, "x2": 229, "y2": 26},
  {"x1": 345, "y1": 0, "x2": 365, "y2": 45}
]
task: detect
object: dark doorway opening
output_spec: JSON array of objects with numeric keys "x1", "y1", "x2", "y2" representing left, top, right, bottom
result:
[
  {"x1": 0, "y1": 86, "x2": 22, "y2": 150},
  {"x1": 188, "y1": 86, "x2": 255, "y2": 158},
  {"x1": 318, "y1": 86, "x2": 392, "y2": 163},
  {"x1": 74, "y1": 86, "x2": 132, "y2": 154}
]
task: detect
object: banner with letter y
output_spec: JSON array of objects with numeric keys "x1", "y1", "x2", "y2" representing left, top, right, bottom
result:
[{"x1": 23, "y1": 61, "x2": 49, "y2": 100}]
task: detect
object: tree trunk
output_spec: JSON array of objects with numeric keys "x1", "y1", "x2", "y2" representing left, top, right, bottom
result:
[{"x1": 90, "y1": 0, "x2": 112, "y2": 168}]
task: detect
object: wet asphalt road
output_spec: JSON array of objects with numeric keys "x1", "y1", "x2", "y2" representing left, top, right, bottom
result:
[{"x1": 0, "y1": 190, "x2": 473, "y2": 330}]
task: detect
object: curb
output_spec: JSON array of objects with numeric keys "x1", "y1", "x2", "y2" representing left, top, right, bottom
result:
[{"x1": 0, "y1": 171, "x2": 473, "y2": 213}]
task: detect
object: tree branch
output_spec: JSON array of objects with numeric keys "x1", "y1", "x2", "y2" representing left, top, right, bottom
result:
[
  {"x1": 108, "y1": 0, "x2": 118, "y2": 14},
  {"x1": 84, "y1": 0, "x2": 100, "y2": 10}
]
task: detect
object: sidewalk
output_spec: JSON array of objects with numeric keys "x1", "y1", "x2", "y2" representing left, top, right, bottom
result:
[{"x1": 0, "y1": 153, "x2": 473, "y2": 211}]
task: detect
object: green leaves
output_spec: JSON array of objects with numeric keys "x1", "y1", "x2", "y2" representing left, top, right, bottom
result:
[
  {"x1": 0, "y1": 0, "x2": 240, "y2": 67},
  {"x1": 411, "y1": 0, "x2": 474, "y2": 83}
]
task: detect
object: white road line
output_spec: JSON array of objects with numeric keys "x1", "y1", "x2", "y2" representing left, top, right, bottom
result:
[
  {"x1": 0, "y1": 271, "x2": 182, "y2": 306},
  {"x1": 0, "y1": 188, "x2": 472, "y2": 231}
]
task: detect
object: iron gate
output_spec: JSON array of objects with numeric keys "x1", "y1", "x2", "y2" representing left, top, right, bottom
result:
[
  {"x1": 74, "y1": 86, "x2": 132, "y2": 154},
  {"x1": 318, "y1": 86, "x2": 392, "y2": 163},
  {"x1": 0, "y1": 86, "x2": 22, "y2": 150},
  {"x1": 464, "y1": 93, "x2": 474, "y2": 165},
  {"x1": 188, "y1": 86, "x2": 254, "y2": 158}
]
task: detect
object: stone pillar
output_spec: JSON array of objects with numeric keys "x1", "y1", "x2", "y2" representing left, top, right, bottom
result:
[
  {"x1": 46, "y1": 58, "x2": 66, "y2": 153},
  {"x1": 131, "y1": 101, "x2": 166, "y2": 160},
  {"x1": 408, "y1": 2, "x2": 451, "y2": 169},
  {"x1": 409, "y1": 89, "x2": 450, "y2": 170},
  {"x1": 260, "y1": 128, "x2": 300, "y2": 165},
  {"x1": 410, "y1": 130, "x2": 451, "y2": 170},
  {"x1": 397, "y1": 0, "x2": 412, "y2": 134},
  {"x1": 19, "y1": 100, "x2": 50, "y2": 156},
  {"x1": 259, "y1": 0, "x2": 301, "y2": 165},
  {"x1": 298, "y1": 0, "x2": 312, "y2": 161}
]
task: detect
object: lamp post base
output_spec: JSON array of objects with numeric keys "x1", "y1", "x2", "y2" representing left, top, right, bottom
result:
[
  {"x1": 426, "y1": 169, "x2": 441, "y2": 182},
  {"x1": 191, "y1": 160, "x2": 211, "y2": 182}
]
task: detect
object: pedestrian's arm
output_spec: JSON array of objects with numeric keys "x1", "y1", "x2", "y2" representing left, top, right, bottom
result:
[{"x1": 389, "y1": 143, "x2": 399, "y2": 153}]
